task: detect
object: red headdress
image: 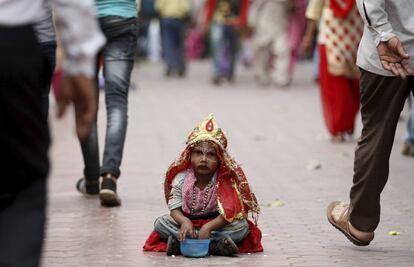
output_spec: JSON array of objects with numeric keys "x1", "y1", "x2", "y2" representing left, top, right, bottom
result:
[{"x1": 164, "y1": 114, "x2": 260, "y2": 223}]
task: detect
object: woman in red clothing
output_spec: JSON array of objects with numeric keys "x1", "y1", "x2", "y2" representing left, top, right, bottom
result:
[
  {"x1": 204, "y1": 0, "x2": 249, "y2": 85},
  {"x1": 303, "y1": 0, "x2": 363, "y2": 142}
]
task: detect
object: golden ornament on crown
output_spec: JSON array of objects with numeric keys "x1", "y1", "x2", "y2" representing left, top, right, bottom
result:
[{"x1": 186, "y1": 114, "x2": 228, "y2": 149}]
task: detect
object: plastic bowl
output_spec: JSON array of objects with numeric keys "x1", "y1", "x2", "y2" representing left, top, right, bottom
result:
[{"x1": 180, "y1": 239, "x2": 210, "y2": 258}]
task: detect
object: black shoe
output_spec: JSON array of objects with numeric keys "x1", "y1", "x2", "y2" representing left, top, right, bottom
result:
[
  {"x1": 76, "y1": 178, "x2": 99, "y2": 198},
  {"x1": 166, "y1": 236, "x2": 181, "y2": 256},
  {"x1": 177, "y1": 68, "x2": 186, "y2": 77},
  {"x1": 165, "y1": 67, "x2": 172, "y2": 77},
  {"x1": 402, "y1": 142, "x2": 414, "y2": 156},
  {"x1": 99, "y1": 174, "x2": 121, "y2": 207},
  {"x1": 226, "y1": 74, "x2": 234, "y2": 84},
  {"x1": 212, "y1": 76, "x2": 221, "y2": 85},
  {"x1": 209, "y1": 236, "x2": 239, "y2": 256}
]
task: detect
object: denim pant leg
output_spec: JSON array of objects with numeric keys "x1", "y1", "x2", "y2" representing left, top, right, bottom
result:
[
  {"x1": 80, "y1": 119, "x2": 101, "y2": 182},
  {"x1": 210, "y1": 219, "x2": 249, "y2": 243},
  {"x1": 80, "y1": 52, "x2": 101, "y2": 183},
  {"x1": 100, "y1": 17, "x2": 137, "y2": 177},
  {"x1": 161, "y1": 18, "x2": 186, "y2": 71},
  {"x1": 210, "y1": 23, "x2": 238, "y2": 78},
  {"x1": 161, "y1": 19, "x2": 174, "y2": 70},
  {"x1": 175, "y1": 19, "x2": 186, "y2": 71},
  {"x1": 210, "y1": 23, "x2": 225, "y2": 77},
  {"x1": 154, "y1": 214, "x2": 181, "y2": 239},
  {"x1": 405, "y1": 94, "x2": 414, "y2": 144},
  {"x1": 223, "y1": 25, "x2": 238, "y2": 79}
]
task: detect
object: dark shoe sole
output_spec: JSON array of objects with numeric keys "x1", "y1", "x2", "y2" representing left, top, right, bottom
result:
[
  {"x1": 100, "y1": 189, "x2": 121, "y2": 207},
  {"x1": 327, "y1": 203, "x2": 370, "y2": 246}
]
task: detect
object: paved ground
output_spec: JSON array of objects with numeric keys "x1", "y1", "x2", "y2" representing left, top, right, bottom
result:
[{"x1": 43, "y1": 60, "x2": 414, "y2": 266}]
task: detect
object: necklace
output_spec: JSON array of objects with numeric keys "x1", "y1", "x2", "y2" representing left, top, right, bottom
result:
[{"x1": 191, "y1": 179, "x2": 214, "y2": 214}]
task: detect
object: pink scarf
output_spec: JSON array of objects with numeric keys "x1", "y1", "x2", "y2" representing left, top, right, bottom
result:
[{"x1": 182, "y1": 169, "x2": 218, "y2": 216}]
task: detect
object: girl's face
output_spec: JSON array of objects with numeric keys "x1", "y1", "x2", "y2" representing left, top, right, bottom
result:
[{"x1": 190, "y1": 141, "x2": 219, "y2": 178}]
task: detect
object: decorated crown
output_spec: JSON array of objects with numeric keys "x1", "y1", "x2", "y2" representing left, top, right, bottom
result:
[{"x1": 186, "y1": 114, "x2": 228, "y2": 149}]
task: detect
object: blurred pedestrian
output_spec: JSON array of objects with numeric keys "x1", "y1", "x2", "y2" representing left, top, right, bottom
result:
[
  {"x1": 287, "y1": 0, "x2": 307, "y2": 80},
  {"x1": 402, "y1": 95, "x2": 414, "y2": 156},
  {"x1": 302, "y1": 0, "x2": 363, "y2": 142},
  {"x1": 76, "y1": 0, "x2": 138, "y2": 207},
  {"x1": 204, "y1": 0, "x2": 249, "y2": 85},
  {"x1": 156, "y1": 0, "x2": 191, "y2": 77},
  {"x1": 327, "y1": 0, "x2": 414, "y2": 246},
  {"x1": 186, "y1": 0, "x2": 208, "y2": 60},
  {"x1": 0, "y1": 0, "x2": 104, "y2": 266},
  {"x1": 137, "y1": 0, "x2": 158, "y2": 59},
  {"x1": 250, "y1": 0, "x2": 291, "y2": 87}
]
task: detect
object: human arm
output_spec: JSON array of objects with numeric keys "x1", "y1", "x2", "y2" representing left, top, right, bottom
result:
[
  {"x1": 301, "y1": 0, "x2": 323, "y2": 58},
  {"x1": 355, "y1": 0, "x2": 412, "y2": 78},
  {"x1": 167, "y1": 173, "x2": 195, "y2": 240},
  {"x1": 197, "y1": 214, "x2": 228, "y2": 240},
  {"x1": 170, "y1": 209, "x2": 197, "y2": 240},
  {"x1": 51, "y1": 0, "x2": 105, "y2": 139},
  {"x1": 301, "y1": 19, "x2": 318, "y2": 58},
  {"x1": 355, "y1": 0, "x2": 394, "y2": 46}
]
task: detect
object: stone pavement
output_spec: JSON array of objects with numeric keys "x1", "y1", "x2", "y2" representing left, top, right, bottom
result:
[{"x1": 43, "y1": 61, "x2": 414, "y2": 266}]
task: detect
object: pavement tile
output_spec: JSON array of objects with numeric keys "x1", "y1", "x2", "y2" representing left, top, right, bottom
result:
[{"x1": 42, "y1": 61, "x2": 414, "y2": 266}]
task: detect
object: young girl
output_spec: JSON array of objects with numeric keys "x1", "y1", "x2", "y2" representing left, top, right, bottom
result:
[
  {"x1": 204, "y1": 0, "x2": 249, "y2": 85},
  {"x1": 143, "y1": 114, "x2": 263, "y2": 256}
]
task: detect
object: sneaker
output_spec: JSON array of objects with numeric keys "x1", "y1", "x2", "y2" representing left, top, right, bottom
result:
[
  {"x1": 211, "y1": 76, "x2": 221, "y2": 85},
  {"x1": 209, "y1": 235, "x2": 239, "y2": 256},
  {"x1": 99, "y1": 174, "x2": 121, "y2": 207},
  {"x1": 165, "y1": 67, "x2": 172, "y2": 77},
  {"x1": 166, "y1": 236, "x2": 181, "y2": 256},
  {"x1": 76, "y1": 178, "x2": 99, "y2": 198},
  {"x1": 327, "y1": 201, "x2": 374, "y2": 246},
  {"x1": 177, "y1": 68, "x2": 186, "y2": 77},
  {"x1": 402, "y1": 142, "x2": 414, "y2": 156}
]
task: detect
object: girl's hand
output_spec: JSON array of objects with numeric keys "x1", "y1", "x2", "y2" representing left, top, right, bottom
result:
[
  {"x1": 179, "y1": 220, "x2": 196, "y2": 241},
  {"x1": 197, "y1": 225, "x2": 212, "y2": 240}
]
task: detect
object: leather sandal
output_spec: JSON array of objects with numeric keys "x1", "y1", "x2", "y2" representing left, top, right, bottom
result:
[{"x1": 327, "y1": 201, "x2": 374, "y2": 246}]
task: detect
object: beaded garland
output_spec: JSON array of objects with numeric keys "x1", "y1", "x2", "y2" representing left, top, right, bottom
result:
[{"x1": 190, "y1": 179, "x2": 214, "y2": 214}]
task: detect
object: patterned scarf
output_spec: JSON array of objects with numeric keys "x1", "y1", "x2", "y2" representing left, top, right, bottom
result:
[{"x1": 181, "y1": 169, "x2": 218, "y2": 216}]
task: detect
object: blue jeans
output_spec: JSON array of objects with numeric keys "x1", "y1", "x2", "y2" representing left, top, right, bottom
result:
[
  {"x1": 405, "y1": 94, "x2": 414, "y2": 144},
  {"x1": 210, "y1": 22, "x2": 238, "y2": 79},
  {"x1": 81, "y1": 16, "x2": 137, "y2": 181},
  {"x1": 160, "y1": 18, "x2": 186, "y2": 72},
  {"x1": 154, "y1": 214, "x2": 249, "y2": 243}
]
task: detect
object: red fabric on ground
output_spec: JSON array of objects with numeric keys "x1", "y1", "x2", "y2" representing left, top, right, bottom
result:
[
  {"x1": 142, "y1": 219, "x2": 263, "y2": 253},
  {"x1": 318, "y1": 45, "x2": 360, "y2": 135}
]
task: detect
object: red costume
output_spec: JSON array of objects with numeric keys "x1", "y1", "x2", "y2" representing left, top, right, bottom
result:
[{"x1": 143, "y1": 114, "x2": 263, "y2": 253}]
